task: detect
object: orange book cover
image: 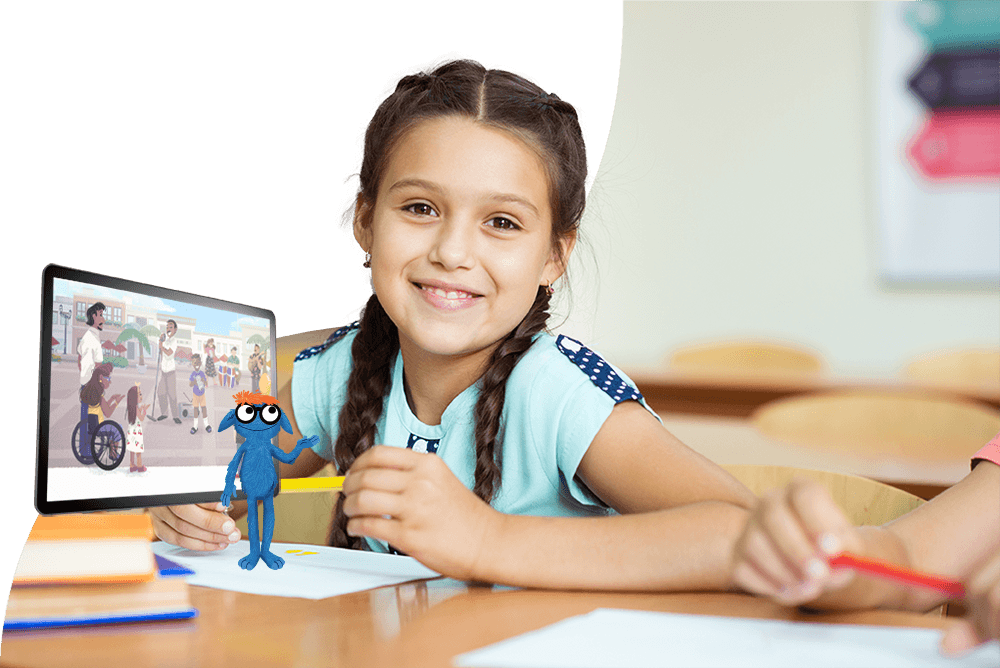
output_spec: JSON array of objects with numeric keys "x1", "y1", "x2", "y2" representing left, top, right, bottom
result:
[{"x1": 14, "y1": 514, "x2": 156, "y2": 586}]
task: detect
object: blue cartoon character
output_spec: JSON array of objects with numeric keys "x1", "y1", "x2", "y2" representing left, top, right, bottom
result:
[{"x1": 219, "y1": 390, "x2": 318, "y2": 570}]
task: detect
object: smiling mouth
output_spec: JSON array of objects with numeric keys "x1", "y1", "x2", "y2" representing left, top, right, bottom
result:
[{"x1": 414, "y1": 283, "x2": 482, "y2": 300}]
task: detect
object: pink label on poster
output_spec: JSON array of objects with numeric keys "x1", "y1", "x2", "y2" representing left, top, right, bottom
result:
[{"x1": 906, "y1": 109, "x2": 1000, "y2": 180}]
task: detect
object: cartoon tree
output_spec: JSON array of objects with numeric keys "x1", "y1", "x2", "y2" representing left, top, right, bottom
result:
[
  {"x1": 117, "y1": 325, "x2": 152, "y2": 366},
  {"x1": 246, "y1": 334, "x2": 269, "y2": 356}
]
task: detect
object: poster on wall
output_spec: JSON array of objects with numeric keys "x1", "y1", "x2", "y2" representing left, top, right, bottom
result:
[{"x1": 875, "y1": 0, "x2": 999, "y2": 284}]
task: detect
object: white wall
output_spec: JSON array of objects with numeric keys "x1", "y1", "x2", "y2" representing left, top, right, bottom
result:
[{"x1": 556, "y1": 2, "x2": 999, "y2": 377}]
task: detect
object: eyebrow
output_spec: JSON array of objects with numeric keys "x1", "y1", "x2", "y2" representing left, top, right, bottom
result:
[{"x1": 386, "y1": 178, "x2": 540, "y2": 217}]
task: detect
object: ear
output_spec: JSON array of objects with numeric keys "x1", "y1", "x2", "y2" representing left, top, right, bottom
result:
[
  {"x1": 219, "y1": 408, "x2": 237, "y2": 432},
  {"x1": 353, "y1": 193, "x2": 373, "y2": 252},
  {"x1": 542, "y1": 231, "x2": 577, "y2": 286},
  {"x1": 279, "y1": 411, "x2": 293, "y2": 435}
]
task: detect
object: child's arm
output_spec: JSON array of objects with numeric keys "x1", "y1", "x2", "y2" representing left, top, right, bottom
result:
[
  {"x1": 342, "y1": 400, "x2": 756, "y2": 590},
  {"x1": 730, "y1": 460, "x2": 1000, "y2": 614}
]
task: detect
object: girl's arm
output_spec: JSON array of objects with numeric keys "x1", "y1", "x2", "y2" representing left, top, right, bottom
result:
[
  {"x1": 730, "y1": 460, "x2": 1000, "y2": 613},
  {"x1": 344, "y1": 400, "x2": 755, "y2": 590}
]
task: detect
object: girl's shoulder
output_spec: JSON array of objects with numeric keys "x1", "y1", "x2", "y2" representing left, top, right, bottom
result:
[
  {"x1": 513, "y1": 332, "x2": 644, "y2": 406},
  {"x1": 293, "y1": 322, "x2": 360, "y2": 363}
]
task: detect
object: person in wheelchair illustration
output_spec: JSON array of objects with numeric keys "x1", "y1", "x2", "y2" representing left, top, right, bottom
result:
[{"x1": 73, "y1": 362, "x2": 127, "y2": 471}]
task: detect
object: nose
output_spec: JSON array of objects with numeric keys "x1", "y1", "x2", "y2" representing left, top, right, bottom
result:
[{"x1": 427, "y1": 216, "x2": 476, "y2": 271}]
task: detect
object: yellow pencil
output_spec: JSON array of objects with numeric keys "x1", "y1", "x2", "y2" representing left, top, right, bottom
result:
[{"x1": 279, "y1": 476, "x2": 345, "y2": 493}]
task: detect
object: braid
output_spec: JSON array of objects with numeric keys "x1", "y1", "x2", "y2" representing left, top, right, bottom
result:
[
  {"x1": 328, "y1": 294, "x2": 399, "y2": 548},
  {"x1": 471, "y1": 287, "x2": 552, "y2": 504}
]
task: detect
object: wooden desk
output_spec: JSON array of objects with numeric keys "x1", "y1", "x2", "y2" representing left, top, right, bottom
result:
[
  {"x1": 0, "y1": 578, "x2": 957, "y2": 668},
  {"x1": 627, "y1": 368, "x2": 1000, "y2": 419}
]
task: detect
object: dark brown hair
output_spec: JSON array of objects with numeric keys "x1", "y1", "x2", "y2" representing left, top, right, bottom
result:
[
  {"x1": 330, "y1": 59, "x2": 587, "y2": 549},
  {"x1": 80, "y1": 363, "x2": 114, "y2": 407},
  {"x1": 126, "y1": 385, "x2": 139, "y2": 425}
]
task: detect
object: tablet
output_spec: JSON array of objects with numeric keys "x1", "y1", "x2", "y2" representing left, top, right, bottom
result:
[{"x1": 37, "y1": 264, "x2": 277, "y2": 514}]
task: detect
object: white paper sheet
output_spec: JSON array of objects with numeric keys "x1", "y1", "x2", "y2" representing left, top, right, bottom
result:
[
  {"x1": 453, "y1": 608, "x2": 1000, "y2": 668},
  {"x1": 152, "y1": 541, "x2": 439, "y2": 600}
]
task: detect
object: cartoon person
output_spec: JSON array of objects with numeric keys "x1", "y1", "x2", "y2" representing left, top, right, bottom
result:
[
  {"x1": 203, "y1": 338, "x2": 219, "y2": 386},
  {"x1": 80, "y1": 362, "x2": 124, "y2": 431},
  {"x1": 77, "y1": 302, "x2": 106, "y2": 455},
  {"x1": 156, "y1": 319, "x2": 181, "y2": 423},
  {"x1": 189, "y1": 353, "x2": 211, "y2": 434},
  {"x1": 249, "y1": 344, "x2": 263, "y2": 393},
  {"x1": 125, "y1": 383, "x2": 150, "y2": 473},
  {"x1": 227, "y1": 346, "x2": 241, "y2": 388}
]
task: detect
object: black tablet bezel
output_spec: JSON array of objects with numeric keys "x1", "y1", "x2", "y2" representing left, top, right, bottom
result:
[{"x1": 36, "y1": 264, "x2": 277, "y2": 515}]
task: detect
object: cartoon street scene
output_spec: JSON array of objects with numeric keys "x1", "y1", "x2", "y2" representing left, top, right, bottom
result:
[{"x1": 47, "y1": 278, "x2": 273, "y2": 501}]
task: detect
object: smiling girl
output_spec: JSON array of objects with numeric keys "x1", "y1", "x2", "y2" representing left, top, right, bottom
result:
[{"x1": 150, "y1": 60, "x2": 754, "y2": 590}]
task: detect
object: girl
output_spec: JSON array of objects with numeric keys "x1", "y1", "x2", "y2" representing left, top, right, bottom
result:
[
  {"x1": 730, "y1": 434, "x2": 1000, "y2": 654},
  {"x1": 150, "y1": 60, "x2": 754, "y2": 590},
  {"x1": 126, "y1": 383, "x2": 150, "y2": 473},
  {"x1": 80, "y1": 362, "x2": 124, "y2": 425},
  {"x1": 204, "y1": 338, "x2": 219, "y2": 386}
]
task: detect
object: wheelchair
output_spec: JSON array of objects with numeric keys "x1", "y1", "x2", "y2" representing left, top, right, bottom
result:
[{"x1": 71, "y1": 415, "x2": 127, "y2": 471}]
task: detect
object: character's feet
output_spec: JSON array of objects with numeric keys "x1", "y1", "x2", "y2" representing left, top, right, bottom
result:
[
  {"x1": 129, "y1": 465, "x2": 138, "y2": 473},
  {"x1": 173, "y1": 418, "x2": 182, "y2": 424},
  {"x1": 206, "y1": 425, "x2": 212, "y2": 433},
  {"x1": 260, "y1": 550, "x2": 285, "y2": 570},
  {"x1": 156, "y1": 415, "x2": 167, "y2": 421},
  {"x1": 138, "y1": 466, "x2": 147, "y2": 473},
  {"x1": 239, "y1": 550, "x2": 261, "y2": 570},
  {"x1": 190, "y1": 427, "x2": 198, "y2": 434}
]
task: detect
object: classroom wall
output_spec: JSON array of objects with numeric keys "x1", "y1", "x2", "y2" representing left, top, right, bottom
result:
[{"x1": 556, "y1": 1, "x2": 1000, "y2": 377}]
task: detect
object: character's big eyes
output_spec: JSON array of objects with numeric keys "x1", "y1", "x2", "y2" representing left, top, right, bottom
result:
[
  {"x1": 236, "y1": 404, "x2": 256, "y2": 423},
  {"x1": 260, "y1": 405, "x2": 281, "y2": 425}
]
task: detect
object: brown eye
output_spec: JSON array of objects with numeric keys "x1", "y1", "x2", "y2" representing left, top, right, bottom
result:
[
  {"x1": 487, "y1": 216, "x2": 520, "y2": 231},
  {"x1": 404, "y1": 203, "x2": 436, "y2": 217}
]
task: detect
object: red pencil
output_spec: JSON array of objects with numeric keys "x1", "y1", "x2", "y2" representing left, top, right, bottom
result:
[{"x1": 829, "y1": 552, "x2": 966, "y2": 599}]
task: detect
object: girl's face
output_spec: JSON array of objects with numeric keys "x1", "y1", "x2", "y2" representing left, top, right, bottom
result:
[
  {"x1": 100, "y1": 375, "x2": 111, "y2": 389},
  {"x1": 356, "y1": 116, "x2": 572, "y2": 363}
]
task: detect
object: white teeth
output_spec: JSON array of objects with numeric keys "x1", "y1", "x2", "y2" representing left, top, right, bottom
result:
[{"x1": 423, "y1": 285, "x2": 473, "y2": 299}]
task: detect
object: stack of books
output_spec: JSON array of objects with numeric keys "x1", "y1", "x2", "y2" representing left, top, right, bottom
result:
[{"x1": 5, "y1": 514, "x2": 197, "y2": 631}]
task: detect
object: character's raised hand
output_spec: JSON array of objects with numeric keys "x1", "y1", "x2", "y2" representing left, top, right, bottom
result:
[
  {"x1": 295, "y1": 435, "x2": 320, "y2": 452},
  {"x1": 341, "y1": 445, "x2": 501, "y2": 580}
]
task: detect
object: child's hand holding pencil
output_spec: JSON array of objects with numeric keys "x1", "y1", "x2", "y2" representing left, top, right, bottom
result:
[{"x1": 730, "y1": 475, "x2": 999, "y2": 654}]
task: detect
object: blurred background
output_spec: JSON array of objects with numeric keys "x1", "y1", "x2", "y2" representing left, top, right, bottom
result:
[{"x1": 557, "y1": 1, "x2": 998, "y2": 376}]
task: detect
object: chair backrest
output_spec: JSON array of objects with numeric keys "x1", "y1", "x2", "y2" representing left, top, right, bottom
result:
[
  {"x1": 721, "y1": 464, "x2": 924, "y2": 526},
  {"x1": 666, "y1": 340, "x2": 824, "y2": 375},
  {"x1": 904, "y1": 348, "x2": 1000, "y2": 391},
  {"x1": 752, "y1": 390, "x2": 1000, "y2": 460}
]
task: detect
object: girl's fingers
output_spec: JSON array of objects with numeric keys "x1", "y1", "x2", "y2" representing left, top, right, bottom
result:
[
  {"x1": 341, "y1": 467, "x2": 411, "y2": 496},
  {"x1": 346, "y1": 516, "x2": 400, "y2": 546},
  {"x1": 342, "y1": 489, "x2": 403, "y2": 519},
  {"x1": 960, "y1": 552, "x2": 1000, "y2": 650},
  {"x1": 740, "y1": 527, "x2": 803, "y2": 597},
  {"x1": 732, "y1": 559, "x2": 782, "y2": 599},
  {"x1": 758, "y1": 490, "x2": 829, "y2": 586},
  {"x1": 159, "y1": 504, "x2": 239, "y2": 544},
  {"x1": 785, "y1": 478, "x2": 855, "y2": 552},
  {"x1": 150, "y1": 511, "x2": 229, "y2": 551}
]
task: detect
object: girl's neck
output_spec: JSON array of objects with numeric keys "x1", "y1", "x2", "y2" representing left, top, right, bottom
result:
[{"x1": 398, "y1": 336, "x2": 497, "y2": 426}]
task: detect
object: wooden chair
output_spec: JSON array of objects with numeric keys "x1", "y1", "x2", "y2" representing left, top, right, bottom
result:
[
  {"x1": 666, "y1": 340, "x2": 824, "y2": 376},
  {"x1": 904, "y1": 348, "x2": 1000, "y2": 392},
  {"x1": 751, "y1": 390, "x2": 1000, "y2": 461},
  {"x1": 721, "y1": 464, "x2": 924, "y2": 526}
]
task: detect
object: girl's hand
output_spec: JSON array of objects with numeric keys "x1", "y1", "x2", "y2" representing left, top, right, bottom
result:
[
  {"x1": 731, "y1": 477, "x2": 862, "y2": 606},
  {"x1": 342, "y1": 445, "x2": 501, "y2": 580},
  {"x1": 942, "y1": 551, "x2": 1000, "y2": 654},
  {"x1": 148, "y1": 502, "x2": 241, "y2": 551}
]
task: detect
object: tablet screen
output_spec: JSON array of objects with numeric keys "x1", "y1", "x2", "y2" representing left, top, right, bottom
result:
[{"x1": 37, "y1": 265, "x2": 276, "y2": 514}]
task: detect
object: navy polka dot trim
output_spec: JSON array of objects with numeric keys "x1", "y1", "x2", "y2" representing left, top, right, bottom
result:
[
  {"x1": 407, "y1": 433, "x2": 440, "y2": 455},
  {"x1": 294, "y1": 322, "x2": 360, "y2": 362},
  {"x1": 555, "y1": 335, "x2": 643, "y2": 404}
]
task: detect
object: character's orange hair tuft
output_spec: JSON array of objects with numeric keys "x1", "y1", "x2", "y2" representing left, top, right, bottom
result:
[{"x1": 232, "y1": 390, "x2": 278, "y2": 406}]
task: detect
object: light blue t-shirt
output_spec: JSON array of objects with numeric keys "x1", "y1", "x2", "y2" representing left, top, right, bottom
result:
[{"x1": 291, "y1": 324, "x2": 659, "y2": 553}]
